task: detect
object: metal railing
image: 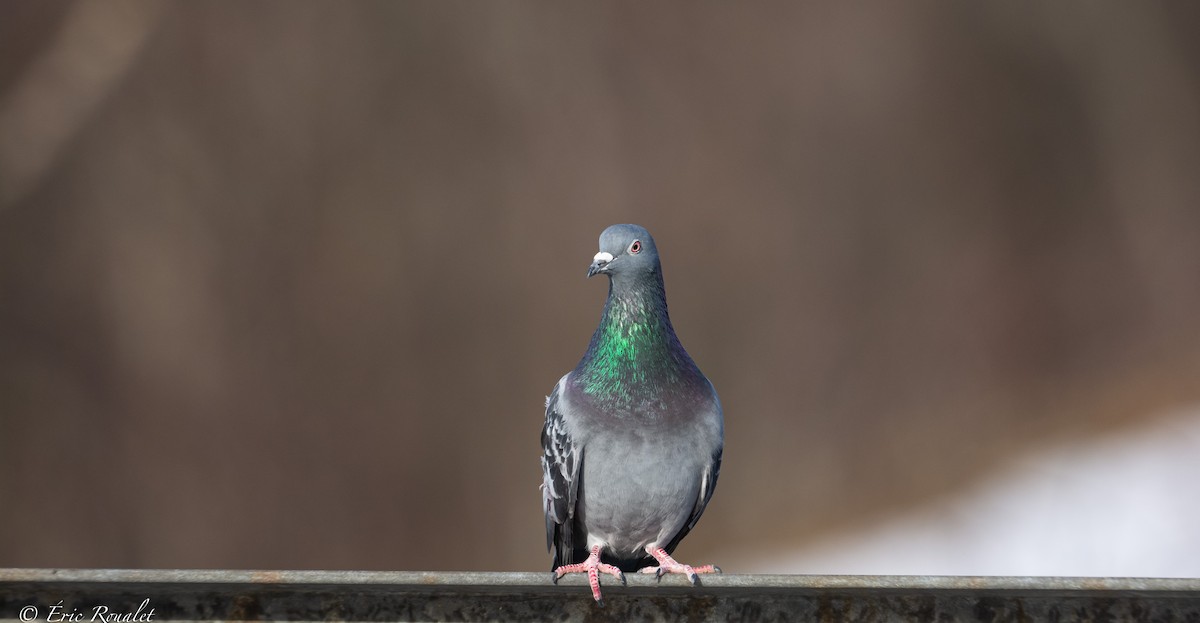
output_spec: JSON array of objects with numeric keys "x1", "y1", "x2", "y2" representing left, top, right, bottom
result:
[{"x1": 2, "y1": 569, "x2": 1198, "y2": 622}]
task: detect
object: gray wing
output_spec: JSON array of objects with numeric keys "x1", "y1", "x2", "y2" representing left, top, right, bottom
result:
[
  {"x1": 540, "y1": 376, "x2": 585, "y2": 568},
  {"x1": 663, "y1": 443, "x2": 722, "y2": 555}
]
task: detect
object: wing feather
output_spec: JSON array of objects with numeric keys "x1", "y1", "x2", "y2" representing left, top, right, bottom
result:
[{"x1": 540, "y1": 376, "x2": 585, "y2": 568}]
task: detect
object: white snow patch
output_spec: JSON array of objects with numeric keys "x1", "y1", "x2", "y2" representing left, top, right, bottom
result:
[{"x1": 742, "y1": 405, "x2": 1200, "y2": 577}]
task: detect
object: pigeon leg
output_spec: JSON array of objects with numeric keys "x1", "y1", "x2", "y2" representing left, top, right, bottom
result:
[
  {"x1": 638, "y1": 547, "x2": 721, "y2": 585},
  {"x1": 552, "y1": 544, "x2": 625, "y2": 604}
]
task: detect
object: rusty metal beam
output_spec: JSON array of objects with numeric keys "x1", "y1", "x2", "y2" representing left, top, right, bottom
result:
[{"x1": 2, "y1": 569, "x2": 1198, "y2": 622}]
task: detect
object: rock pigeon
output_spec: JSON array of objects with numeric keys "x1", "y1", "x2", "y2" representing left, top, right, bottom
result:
[{"x1": 540, "y1": 223, "x2": 723, "y2": 604}]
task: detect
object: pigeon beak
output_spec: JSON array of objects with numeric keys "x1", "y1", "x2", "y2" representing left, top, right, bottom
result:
[{"x1": 587, "y1": 251, "x2": 614, "y2": 278}]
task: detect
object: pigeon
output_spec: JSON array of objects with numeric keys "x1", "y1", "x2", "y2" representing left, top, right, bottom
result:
[{"x1": 540, "y1": 223, "x2": 723, "y2": 604}]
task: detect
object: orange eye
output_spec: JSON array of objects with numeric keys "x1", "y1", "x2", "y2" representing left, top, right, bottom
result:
[{"x1": 629, "y1": 240, "x2": 642, "y2": 254}]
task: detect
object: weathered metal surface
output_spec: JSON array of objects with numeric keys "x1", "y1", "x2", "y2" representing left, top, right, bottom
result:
[{"x1": 2, "y1": 569, "x2": 1198, "y2": 622}]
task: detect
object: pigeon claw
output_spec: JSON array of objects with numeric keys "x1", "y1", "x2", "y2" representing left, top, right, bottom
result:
[
  {"x1": 552, "y1": 545, "x2": 624, "y2": 604},
  {"x1": 640, "y1": 547, "x2": 720, "y2": 587}
]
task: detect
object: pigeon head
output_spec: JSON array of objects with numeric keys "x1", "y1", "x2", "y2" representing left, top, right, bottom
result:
[{"x1": 586, "y1": 224, "x2": 661, "y2": 286}]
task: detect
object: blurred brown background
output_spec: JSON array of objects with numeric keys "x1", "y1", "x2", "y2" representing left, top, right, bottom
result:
[{"x1": 2, "y1": 1, "x2": 1200, "y2": 572}]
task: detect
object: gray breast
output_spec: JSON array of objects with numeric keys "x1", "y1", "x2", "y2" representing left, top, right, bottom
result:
[{"x1": 577, "y1": 427, "x2": 706, "y2": 558}]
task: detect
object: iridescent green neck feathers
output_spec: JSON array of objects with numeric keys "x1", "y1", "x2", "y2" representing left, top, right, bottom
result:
[{"x1": 574, "y1": 279, "x2": 701, "y2": 411}]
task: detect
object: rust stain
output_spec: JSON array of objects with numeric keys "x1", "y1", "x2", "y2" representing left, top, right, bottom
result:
[{"x1": 249, "y1": 570, "x2": 284, "y2": 583}]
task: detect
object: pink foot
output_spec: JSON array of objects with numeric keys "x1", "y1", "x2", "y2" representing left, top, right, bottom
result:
[
  {"x1": 552, "y1": 544, "x2": 625, "y2": 605},
  {"x1": 638, "y1": 547, "x2": 722, "y2": 585}
]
